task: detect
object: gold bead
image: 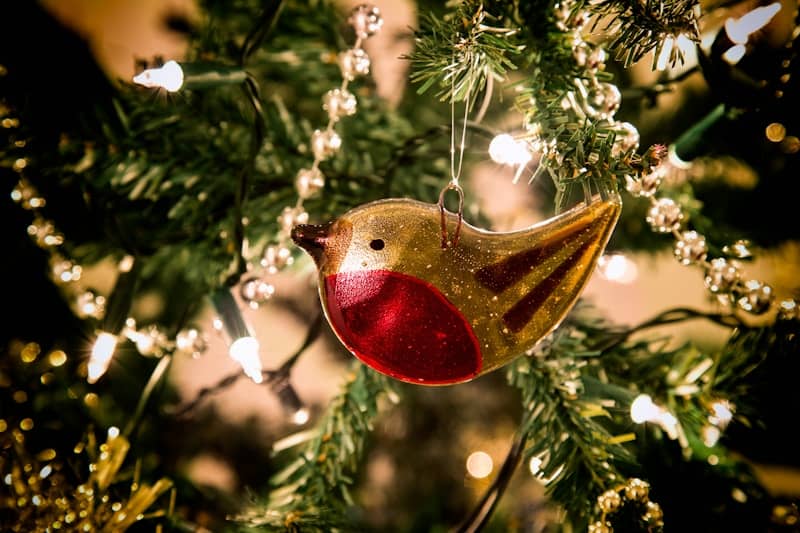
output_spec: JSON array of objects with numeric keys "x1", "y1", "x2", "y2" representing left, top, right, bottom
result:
[
  {"x1": 597, "y1": 489, "x2": 622, "y2": 513},
  {"x1": 643, "y1": 500, "x2": 664, "y2": 526},
  {"x1": 624, "y1": 478, "x2": 650, "y2": 501},
  {"x1": 588, "y1": 520, "x2": 613, "y2": 533}
]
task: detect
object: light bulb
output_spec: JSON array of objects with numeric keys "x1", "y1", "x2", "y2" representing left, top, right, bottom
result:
[
  {"x1": 489, "y1": 134, "x2": 532, "y2": 167},
  {"x1": 630, "y1": 394, "x2": 659, "y2": 423},
  {"x1": 87, "y1": 332, "x2": 118, "y2": 384},
  {"x1": 529, "y1": 456, "x2": 543, "y2": 475},
  {"x1": 702, "y1": 425, "x2": 721, "y2": 447},
  {"x1": 722, "y1": 44, "x2": 747, "y2": 65},
  {"x1": 724, "y1": 2, "x2": 781, "y2": 44},
  {"x1": 709, "y1": 400, "x2": 733, "y2": 427},
  {"x1": 598, "y1": 253, "x2": 638, "y2": 284},
  {"x1": 292, "y1": 407, "x2": 310, "y2": 425},
  {"x1": 133, "y1": 60, "x2": 184, "y2": 92},
  {"x1": 228, "y1": 336, "x2": 263, "y2": 384}
]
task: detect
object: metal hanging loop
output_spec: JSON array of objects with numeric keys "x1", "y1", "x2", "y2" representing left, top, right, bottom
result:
[{"x1": 438, "y1": 181, "x2": 464, "y2": 249}]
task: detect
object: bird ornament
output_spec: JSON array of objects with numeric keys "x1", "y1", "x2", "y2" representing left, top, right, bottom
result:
[{"x1": 292, "y1": 193, "x2": 620, "y2": 385}]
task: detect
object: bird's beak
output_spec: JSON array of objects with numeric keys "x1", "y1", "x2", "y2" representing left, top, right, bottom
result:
[{"x1": 291, "y1": 221, "x2": 333, "y2": 265}]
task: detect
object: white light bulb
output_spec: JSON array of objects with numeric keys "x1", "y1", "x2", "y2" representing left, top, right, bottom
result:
[
  {"x1": 657, "y1": 411, "x2": 679, "y2": 440},
  {"x1": 228, "y1": 336, "x2": 263, "y2": 384},
  {"x1": 598, "y1": 254, "x2": 638, "y2": 284},
  {"x1": 630, "y1": 394, "x2": 659, "y2": 423},
  {"x1": 133, "y1": 60, "x2": 184, "y2": 92},
  {"x1": 722, "y1": 44, "x2": 747, "y2": 65},
  {"x1": 489, "y1": 134, "x2": 533, "y2": 168},
  {"x1": 724, "y1": 2, "x2": 781, "y2": 44},
  {"x1": 87, "y1": 332, "x2": 118, "y2": 384},
  {"x1": 710, "y1": 400, "x2": 733, "y2": 427},
  {"x1": 702, "y1": 425, "x2": 721, "y2": 447},
  {"x1": 529, "y1": 456, "x2": 543, "y2": 475},
  {"x1": 292, "y1": 407, "x2": 310, "y2": 425}
]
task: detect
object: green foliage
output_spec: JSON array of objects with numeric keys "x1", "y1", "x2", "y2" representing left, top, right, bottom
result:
[
  {"x1": 408, "y1": 1, "x2": 523, "y2": 106},
  {"x1": 585, "y1": 0, "x2": 700, "y2": 68},
  {"x1": 238, "y1": 364, "x2": 396, "y2": 531},
  {"x1": 2, "y1": 0, "x2": 798, "y2": 531}
]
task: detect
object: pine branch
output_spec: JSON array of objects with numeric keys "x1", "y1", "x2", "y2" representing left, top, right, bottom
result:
[
  {"x1": 586, "y1": 0, "x2": 701, "y2": 68},
  {"x1": 507, "y1": 322, "x2": 638, "y2": 529},
  {"x1": 407, "y1": 1, "x2": 523, "y2": 106},
  {"x1": 505, "y1": 302, "x2": 798, "y2": 530},
  {"x1": 237, "y1": 364, "x2": 397, "y2": 530}
]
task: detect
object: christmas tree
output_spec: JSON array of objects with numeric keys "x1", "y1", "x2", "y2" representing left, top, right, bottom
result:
[{"x1": 2, "y1": 0, "x2": 799, "y2": 531}]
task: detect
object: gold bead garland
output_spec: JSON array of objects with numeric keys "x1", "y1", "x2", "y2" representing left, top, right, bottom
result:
[{"x1": 591, "y1": 478, "x2": 664, "y2": 532}]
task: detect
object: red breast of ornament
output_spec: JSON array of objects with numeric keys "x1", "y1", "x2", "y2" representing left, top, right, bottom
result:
[{"x1": 323, "y1": 269, "x2": 482, "y2": 385}]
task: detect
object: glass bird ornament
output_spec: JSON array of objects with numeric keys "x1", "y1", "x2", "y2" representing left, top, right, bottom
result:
[{"x1": 292, "y1": 196, "x2": 621, "y2": 385}]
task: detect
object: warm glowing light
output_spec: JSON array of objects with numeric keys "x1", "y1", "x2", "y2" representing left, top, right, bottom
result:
[
  {"x1": 466, "y1": 451, "x2": 493, "y2": 479},
  {"x1": 724, "y1": 2, "x2": 781, "y2": 44},
  {"x1": 658, "y1": 411, "x2": 679, "y2": 440},
  {"x1": 292, "y1": 407, "x2": 310, "y2": 425},
  {"x1": 631, "y1": 394, "x2": 680, "y2": 439},
  {"x1": 229, "y1": 336, "x2": 263, "y2": 384},
  {"x1": 702, "y1": 425, "x2": 721, "y2": 447},
  {"x1": 630, "y1": 394, "x2": 659, "y2": 423},
  {"x1": 722, "y1": 44, "x2": 747, "y2": 65},
  {"x1": 87, "y1": 332, "x2": 118, "y2": 384},
  {"x1": 133, "y1": 60, "x2": 184, "y2": 92},
  {"x1": 709, "y1": 400, "x2": 733, "y2": 428},
  {"x1": 765, "y1": 122, "x2": 786, "y2": 143},
  {"x1": 108, "y1": 426, "x2": 120, "y2": 439},
  {"x1": 529, "y1": 456, "x2": 543, "y2": 475},
  {"x1": 118, "y1": 255, "x2": 135, "y2": 273},
  {"x1": 489, "y1": 134, "x2": 532, "y2": 167},
  {"x1": 598, "y1": 253, "x2": 638, "y2": 284}
]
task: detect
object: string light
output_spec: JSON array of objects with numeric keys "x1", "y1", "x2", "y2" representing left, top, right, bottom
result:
[
  {"x1": 724, "y1": 2, "x2": 782, "y2": 45},
  {"x1": 630, "y1": 394, "x2": 679, "y2": 440},
  {"x1": 528, "y1": 456, "x2": 543, "y2": 475},
  {"x1": 488, "y1": 134, "x2": 532, "y2": 166},
  {"x1": 630, "y1": 394, "x2": 659, "y2": 423},
  {"x1": 709, "y1": 399, "x2": 733, "y2": 428},
  {"x1": 597, "y1": 253, "x2": 638, "y2": 284},
  {"x1": 722, "y1": 2, "x2": 782, "y2": 65},
  {"x1": 292, "y1": 408, "x2": 310, "y2": 425},
  {"x1": 210, "y1": 288, "x2": 263, "y2": 383},
  {"x1": 133, "y1": 60, "x2": 184, "y2": 92},
  {"x1": 488, "y1": 133, "x2": 534, "y2": 184},
  {"x1": 702, "y1": 425, "x2": 721, "y2": 447},
  {"x1": 722, "y1": 45, "x2": 747, "y2": 65},
  {"x1": 87, "y1": 332, "x2": 119, "y2": 384},
  {"x1": 228, "y1": 336, "x2": 263, "y2": 384}
]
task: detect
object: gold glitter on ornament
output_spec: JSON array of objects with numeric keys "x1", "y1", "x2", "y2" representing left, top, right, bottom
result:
[{"x1": 293, "y1": 196, "x2": 620, "y2": 385}]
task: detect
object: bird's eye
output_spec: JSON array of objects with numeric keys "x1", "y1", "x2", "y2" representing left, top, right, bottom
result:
[{"x1": 369, "y1": 239, "x2": 385, "y2": 251}]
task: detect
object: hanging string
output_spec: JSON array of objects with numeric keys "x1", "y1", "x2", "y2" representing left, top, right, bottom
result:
[
  {"x1": 449, "y1": 70, "x2": 471, "y2": 187},
  {"x1": 440, "y1": 45, "x2": 470, "y2": 248}
]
